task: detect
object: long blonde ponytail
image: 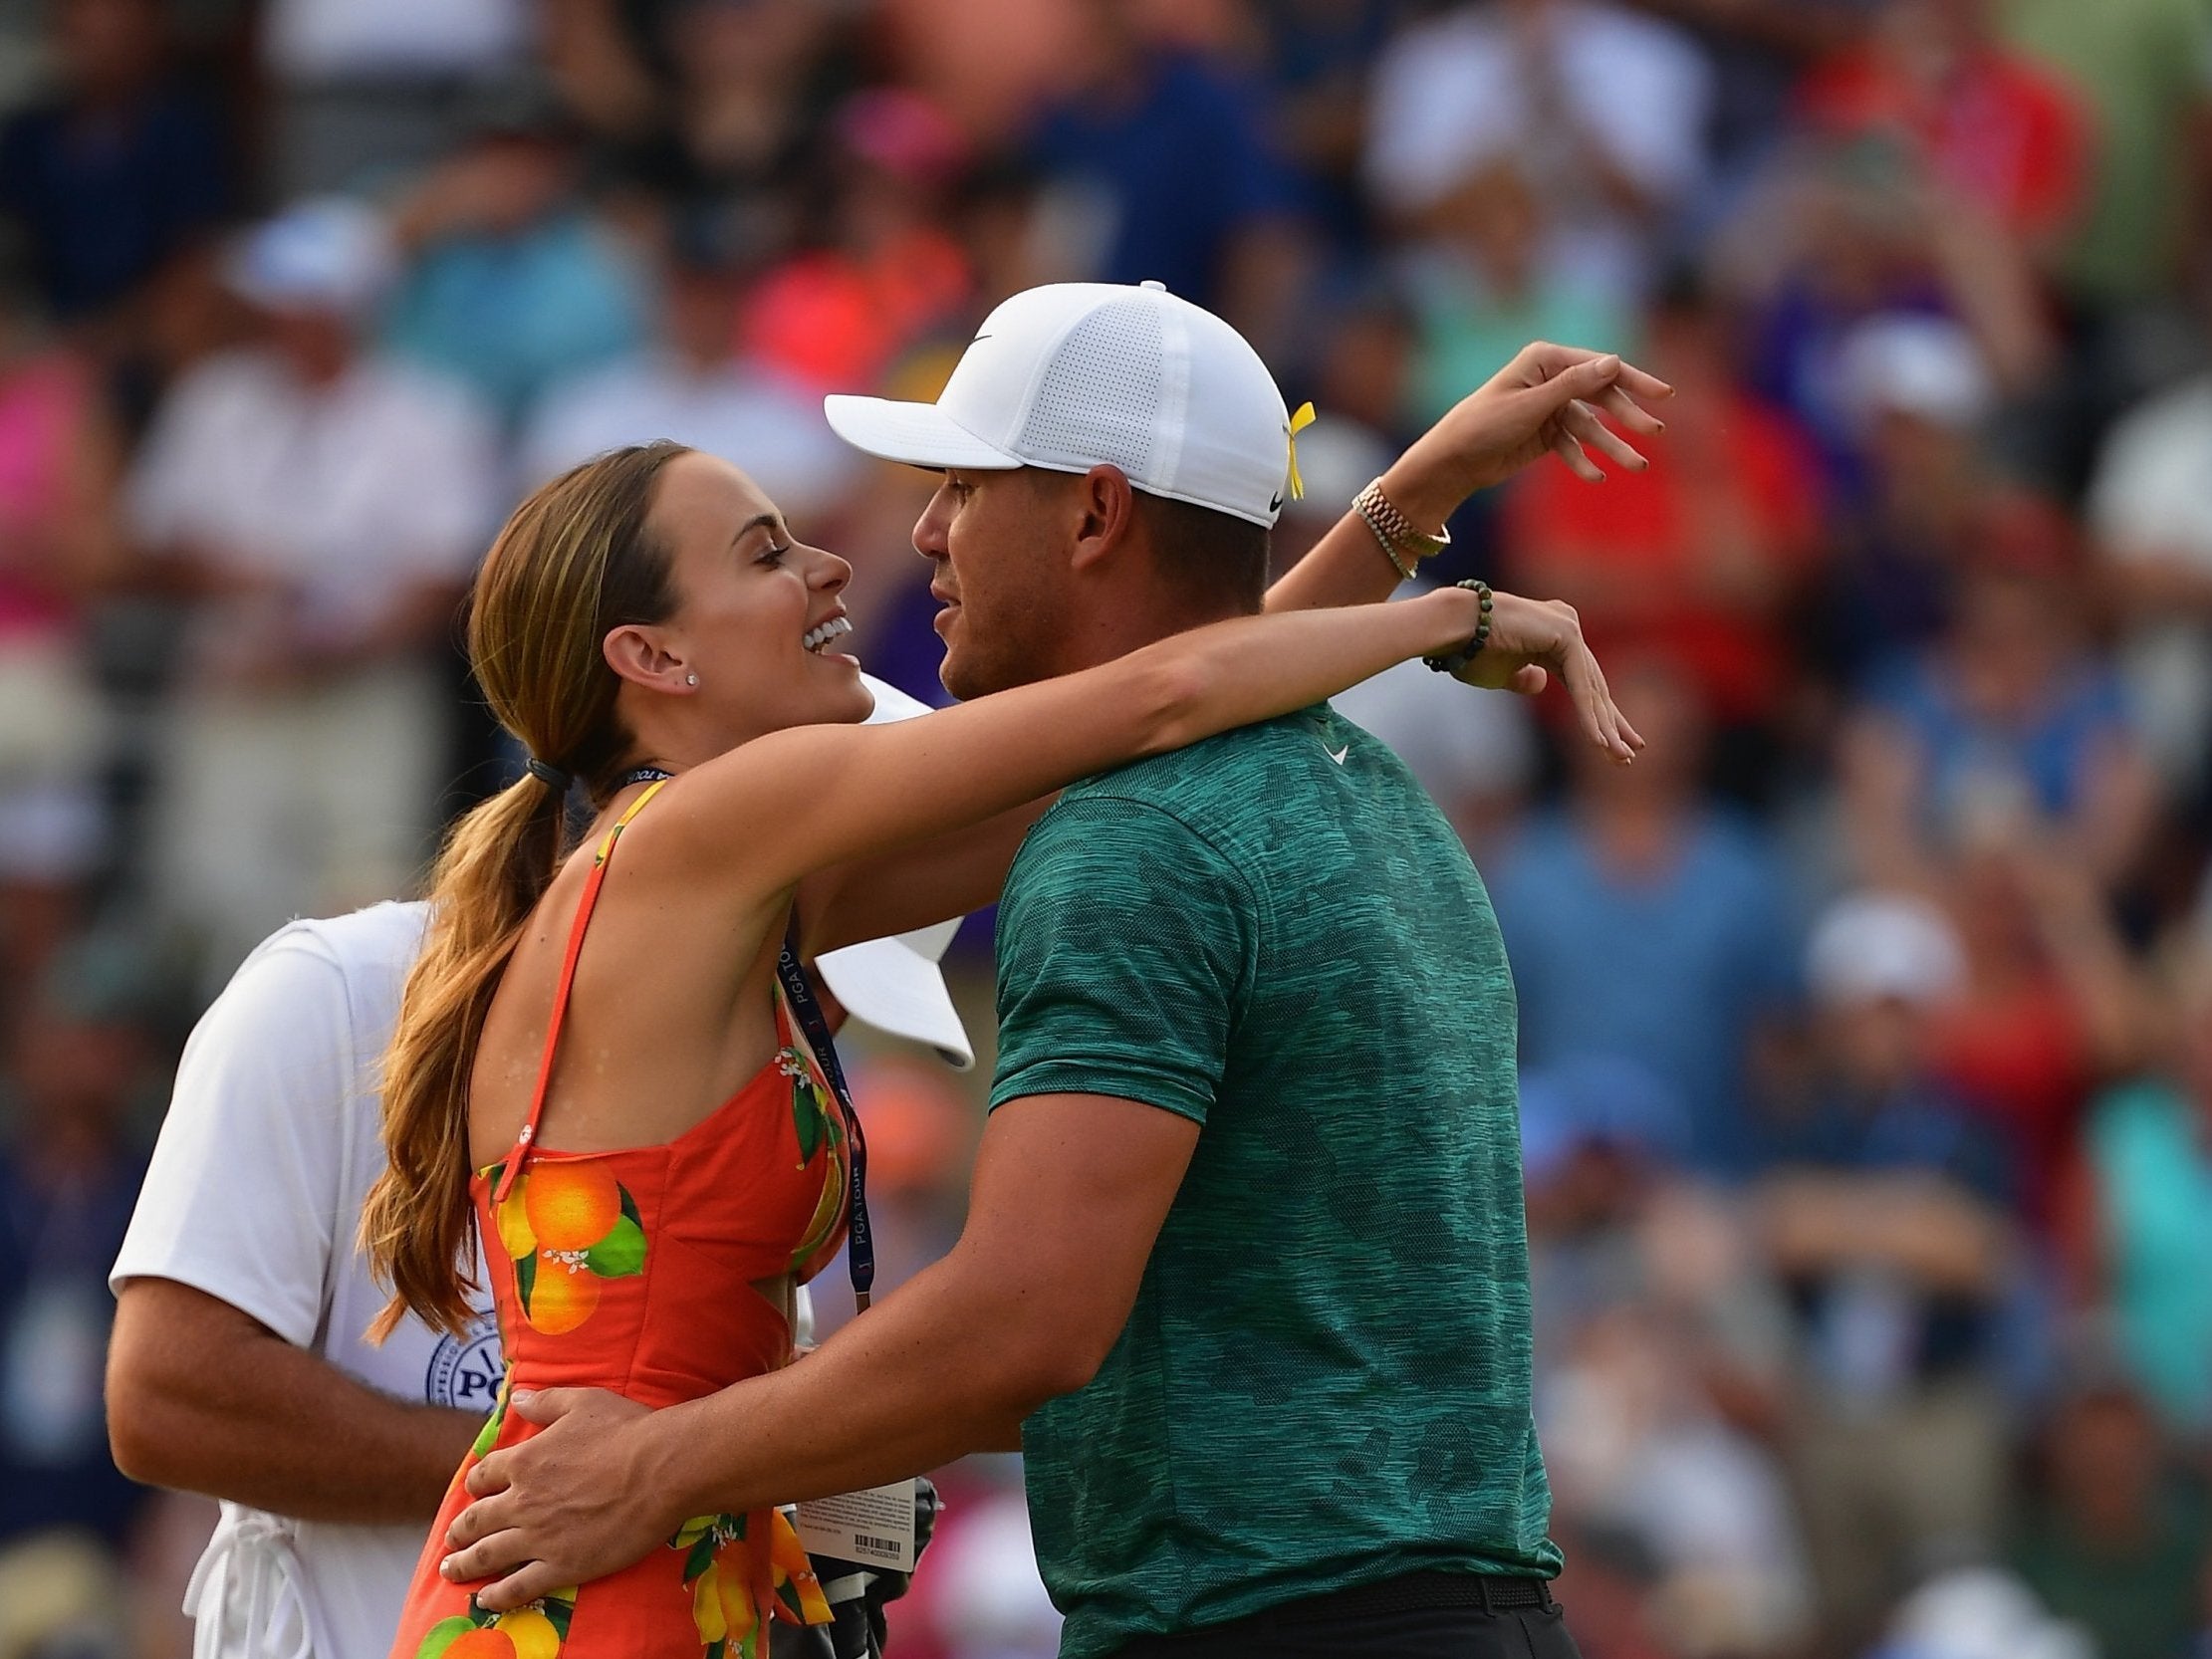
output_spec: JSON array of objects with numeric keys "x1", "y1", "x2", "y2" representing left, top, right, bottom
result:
[{"x1": 363, "y1": 441, "x2": 689, "y2": 1339}]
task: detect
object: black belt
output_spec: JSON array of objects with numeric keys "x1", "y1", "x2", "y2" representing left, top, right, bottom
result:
[
  {"x1": 1265, "y1": 1570, "x2": 1555, "y2": 1620},
  {"x1": 1114, "y1": 1571, "x2": 1558, "y2": 1653}
]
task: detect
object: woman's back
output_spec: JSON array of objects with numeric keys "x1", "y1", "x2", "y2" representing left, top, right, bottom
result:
[
  {"x1": 466, "y1": 785, "x2": 793, "y2": 1170},
  {"x1": 391, "y1": 784, "x2": 848, "y2": 1658}
]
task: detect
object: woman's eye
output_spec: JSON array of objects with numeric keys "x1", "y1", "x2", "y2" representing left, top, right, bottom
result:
[{"x1": 758, "y1": 541, "x2": 792, "y2": 566}]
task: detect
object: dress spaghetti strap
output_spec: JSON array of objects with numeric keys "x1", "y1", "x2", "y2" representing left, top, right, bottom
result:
[{"x1": 490, "y1": 780, "x2": 669, "y2": 1206}]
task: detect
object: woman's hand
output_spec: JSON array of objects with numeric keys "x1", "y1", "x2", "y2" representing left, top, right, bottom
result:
[
  {"x1": 1383, "y1": 344, "x2": 1674, "y2": 531},
  {"x1": 1436, "y1": 588, "x2": 1644, "y2": 765}
]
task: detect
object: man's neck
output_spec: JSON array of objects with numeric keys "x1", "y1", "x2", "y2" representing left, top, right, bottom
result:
[{"x1": 1038, "y1": 591, "x2": 1251, "y2": 680}]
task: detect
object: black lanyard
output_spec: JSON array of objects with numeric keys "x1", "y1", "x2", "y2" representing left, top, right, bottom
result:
[
  {"x1": 777, "y1": 922, "x2": 874, "y2": 1311},
  {"x1": 615, "y1": 764, "x2": 874, "y2": 1310}
]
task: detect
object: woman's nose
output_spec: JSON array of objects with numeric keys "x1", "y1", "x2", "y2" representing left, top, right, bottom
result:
[{"x1": 811, "y1": 544, "x2": 853, "y2": 592}]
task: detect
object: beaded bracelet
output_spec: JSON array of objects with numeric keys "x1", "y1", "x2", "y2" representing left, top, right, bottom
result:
[
  {"x1": 1423, "y1": 580, "x2": 1495, "y2": 674},
  {"x1": 1353, "y1": 477, "x2": 1450, "y2": 584}
]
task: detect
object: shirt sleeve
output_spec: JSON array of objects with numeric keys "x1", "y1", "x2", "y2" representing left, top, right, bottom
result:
[
  {"x1": 989, "y1": 797, "x2": 1258, "y2": 1125},
  {"x1": 384, "y1": 374, "x2": 504, "y2": 583},
  {"x1": 124, "y1": 363, "x2": 225, "y2": 550},
  {"x1": 110, "y1": 934, "x2": 357, "y2": 1347}
]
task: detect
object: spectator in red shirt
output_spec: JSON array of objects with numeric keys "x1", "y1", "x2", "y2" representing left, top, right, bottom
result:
[
  {"x1": 1501, "y1": 277, "x2": 1824, "y2": 799},
  {"x1": 1795, "y1": 0, "x2": 2091, "y2": 250},
  {"x1": 740, "y1": 90, "x2": 974, "y2": 393}
]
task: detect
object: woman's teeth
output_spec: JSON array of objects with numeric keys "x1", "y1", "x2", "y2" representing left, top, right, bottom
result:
[{"x1": 803, "y1": 616, "x2": 853, "y2": 654}]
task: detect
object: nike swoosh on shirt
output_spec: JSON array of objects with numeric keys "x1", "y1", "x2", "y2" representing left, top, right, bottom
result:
[{"x1": 1325, "y1": 745, "x2": 1349, "y2": 766}]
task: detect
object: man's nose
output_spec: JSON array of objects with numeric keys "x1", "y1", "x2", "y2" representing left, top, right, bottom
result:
[{"x1": 911, "y1": 487, "x2": 953, "y2": 557}]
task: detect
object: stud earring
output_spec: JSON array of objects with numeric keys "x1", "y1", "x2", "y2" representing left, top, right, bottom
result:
[{"x1": 684, "y1": 672, "x2": 699, "y2": 686}]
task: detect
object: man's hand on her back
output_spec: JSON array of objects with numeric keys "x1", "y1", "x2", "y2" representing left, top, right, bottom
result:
[
  {"x1": 1384, "y1": 343, "x2": 1674, "y2": 530},
  {"x1": 442, "y1": 1386, "x2": 665, "y2": 1610},
  {"x1": 1451, "y1": 592, "x2": 1645, "y2": 765}
]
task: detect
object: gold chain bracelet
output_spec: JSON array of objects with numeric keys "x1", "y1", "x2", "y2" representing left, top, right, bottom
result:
[{"x1": 1352, "y1": 477, "x2": 1451, "y2": 584}]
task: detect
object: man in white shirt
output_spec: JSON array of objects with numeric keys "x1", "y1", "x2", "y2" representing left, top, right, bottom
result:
[
  {"x1": 1365, "y1": 0, "x2": 1713, "y2": 307},
  {"x1": 127, "y1": 198, "x2": 503, "y2": 988},
  {"x1": 261, "y1": 0, "x2": 533, "y2": 198},
  {"x1": 107, "y1": 677, "x2": 972, "y2": 1659},
  {"x1": 519, "y1": 230, "x2": 859, "y2": 526},
  {"x1": 2087, "y1": 363, "x2": 2212, "y2": 798}
]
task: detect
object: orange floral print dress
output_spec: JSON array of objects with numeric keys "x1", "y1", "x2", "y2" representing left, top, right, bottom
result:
[{"x1": 391, "y1": 781, "x2": 847, "y2": 1659}]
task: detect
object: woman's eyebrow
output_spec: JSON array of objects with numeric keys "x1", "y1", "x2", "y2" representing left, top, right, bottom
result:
[{"x1": 728, "y1": 511, "x2": 781, "y2": 549}]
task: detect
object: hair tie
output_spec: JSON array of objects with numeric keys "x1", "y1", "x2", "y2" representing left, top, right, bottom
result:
[{"x1": 524, "y1": 756, "x2": 572, "y2": 792}]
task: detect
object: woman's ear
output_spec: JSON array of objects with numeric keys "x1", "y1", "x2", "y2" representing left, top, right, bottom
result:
[{"x1": 603, "y1": 624, "x2": 693, "y2": 693}]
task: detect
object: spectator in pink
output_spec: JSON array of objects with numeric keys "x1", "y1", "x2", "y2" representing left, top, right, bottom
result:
[{"x1": 0, "y1": 251, "x2": 123, "y2": 996}]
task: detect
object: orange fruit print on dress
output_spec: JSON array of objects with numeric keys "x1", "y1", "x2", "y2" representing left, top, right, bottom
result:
[{"x1": 525, "y1": 1163, "x2": 623, "y2": 1252}]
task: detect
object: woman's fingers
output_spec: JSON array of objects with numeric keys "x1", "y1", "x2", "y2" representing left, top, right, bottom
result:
[
  {"x1": 1613, "y1": 360, "x2": 1674, "y2": 402},
  {"x1": 1553, "y1": 630, "x2": 1637, "y2": 763},
  {"x1": 1596, "y1": 381, "x2": 1666, "y2": 435},
  {"x1": 1581, "y1": 644, "x2": 1643, "y2": 760},
  {"x1": 1551, "y1": 429, "x2": 1603, "y2": 483},
  {"x1": 1584, "y1": 640, "x2": 1644, "y2": 752},
  {"x1": 1562, "y1": 401, "x2": 1649, "y2": 471}
]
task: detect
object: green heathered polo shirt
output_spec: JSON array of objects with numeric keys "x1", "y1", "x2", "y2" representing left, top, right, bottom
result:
[{"x1": 989, "y1": 703, "x2": 1562, "y2": 1659}]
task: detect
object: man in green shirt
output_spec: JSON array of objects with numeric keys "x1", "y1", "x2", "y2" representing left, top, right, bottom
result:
[
  {"x1": 987, "y1": 699, "x2": 1561, "y2": 1655},
  {"x1": 440, "y1": 284, "x2": 1663, "y2": 1656}
]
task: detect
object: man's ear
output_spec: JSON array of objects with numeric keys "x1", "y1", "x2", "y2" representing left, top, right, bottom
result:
[
  {"x1": 1067, "y1": 465, "x2": 1140, "y2": 574},
  {"x1": 603, "y1": 624, "x2": 693, "y2": 694}
]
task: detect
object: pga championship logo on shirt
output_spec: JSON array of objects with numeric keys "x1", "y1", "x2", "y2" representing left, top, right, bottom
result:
[{"x1": 424, "y1": 1311, "x2": 503, "y2": 1413}]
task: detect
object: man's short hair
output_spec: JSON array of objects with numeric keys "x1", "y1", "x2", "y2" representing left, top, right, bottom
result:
[{"x1": 1136, "y1": 491, "x2": 1271, "y2": 616}]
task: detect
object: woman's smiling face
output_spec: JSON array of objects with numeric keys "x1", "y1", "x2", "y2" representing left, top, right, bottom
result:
[{"x1": 634, "y1": 452, "x2": 873, "y2": 746}]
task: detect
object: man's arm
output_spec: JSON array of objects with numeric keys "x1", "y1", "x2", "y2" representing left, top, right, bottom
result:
[
  {"x1": 438, "y1": 1092, "x2": 1198, "y2": 1609},
  {"x1": 108, "y1": 1278, "x2": 481, "y2": 1524}
]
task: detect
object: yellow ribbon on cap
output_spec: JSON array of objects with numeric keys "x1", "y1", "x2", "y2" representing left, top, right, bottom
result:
[{"x1": 1285, "y1": 401, "x2": 1317, "y2": 501}]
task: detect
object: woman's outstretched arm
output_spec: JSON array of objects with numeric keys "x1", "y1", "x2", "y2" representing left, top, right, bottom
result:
[
  {"x1": 1265, "y1": 343, "x2": 1670, "y2": 613},
  {"x1": 672, "y1": 576, "x2": 1638, "y2": 922}
]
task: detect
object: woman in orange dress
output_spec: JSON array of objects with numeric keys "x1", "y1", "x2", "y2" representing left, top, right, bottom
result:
[{"x1": 361, "y1": 439, "x2": 1610, "y2": 1659}]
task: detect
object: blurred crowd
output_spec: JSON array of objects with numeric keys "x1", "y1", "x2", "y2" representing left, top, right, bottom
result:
[{"x1": 3, "y1": 0, "x2": 2212, "y2": 1657}]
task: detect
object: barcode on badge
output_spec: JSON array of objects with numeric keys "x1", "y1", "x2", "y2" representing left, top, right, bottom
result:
[{"x1": 796, "y1": 1480, "x2": 918, "y2": 1573}]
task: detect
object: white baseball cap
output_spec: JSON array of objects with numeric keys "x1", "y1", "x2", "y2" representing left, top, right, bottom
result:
[
  {"x1": 1836, "y1": 313, "x2": 1994, "y2": 434},
  {"x1": 224, "y1": 196, "x2": 395, "y2": 321},
  {"x1": 824, "y1": 281, "x2": 1298, "y2": 528},
  {"x1": 1805, "y1": 890, "x2": 1966, "y2": 1010},
  {"x1": 812, "y1": 673, "x2": 975, "y2": 1068}
]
